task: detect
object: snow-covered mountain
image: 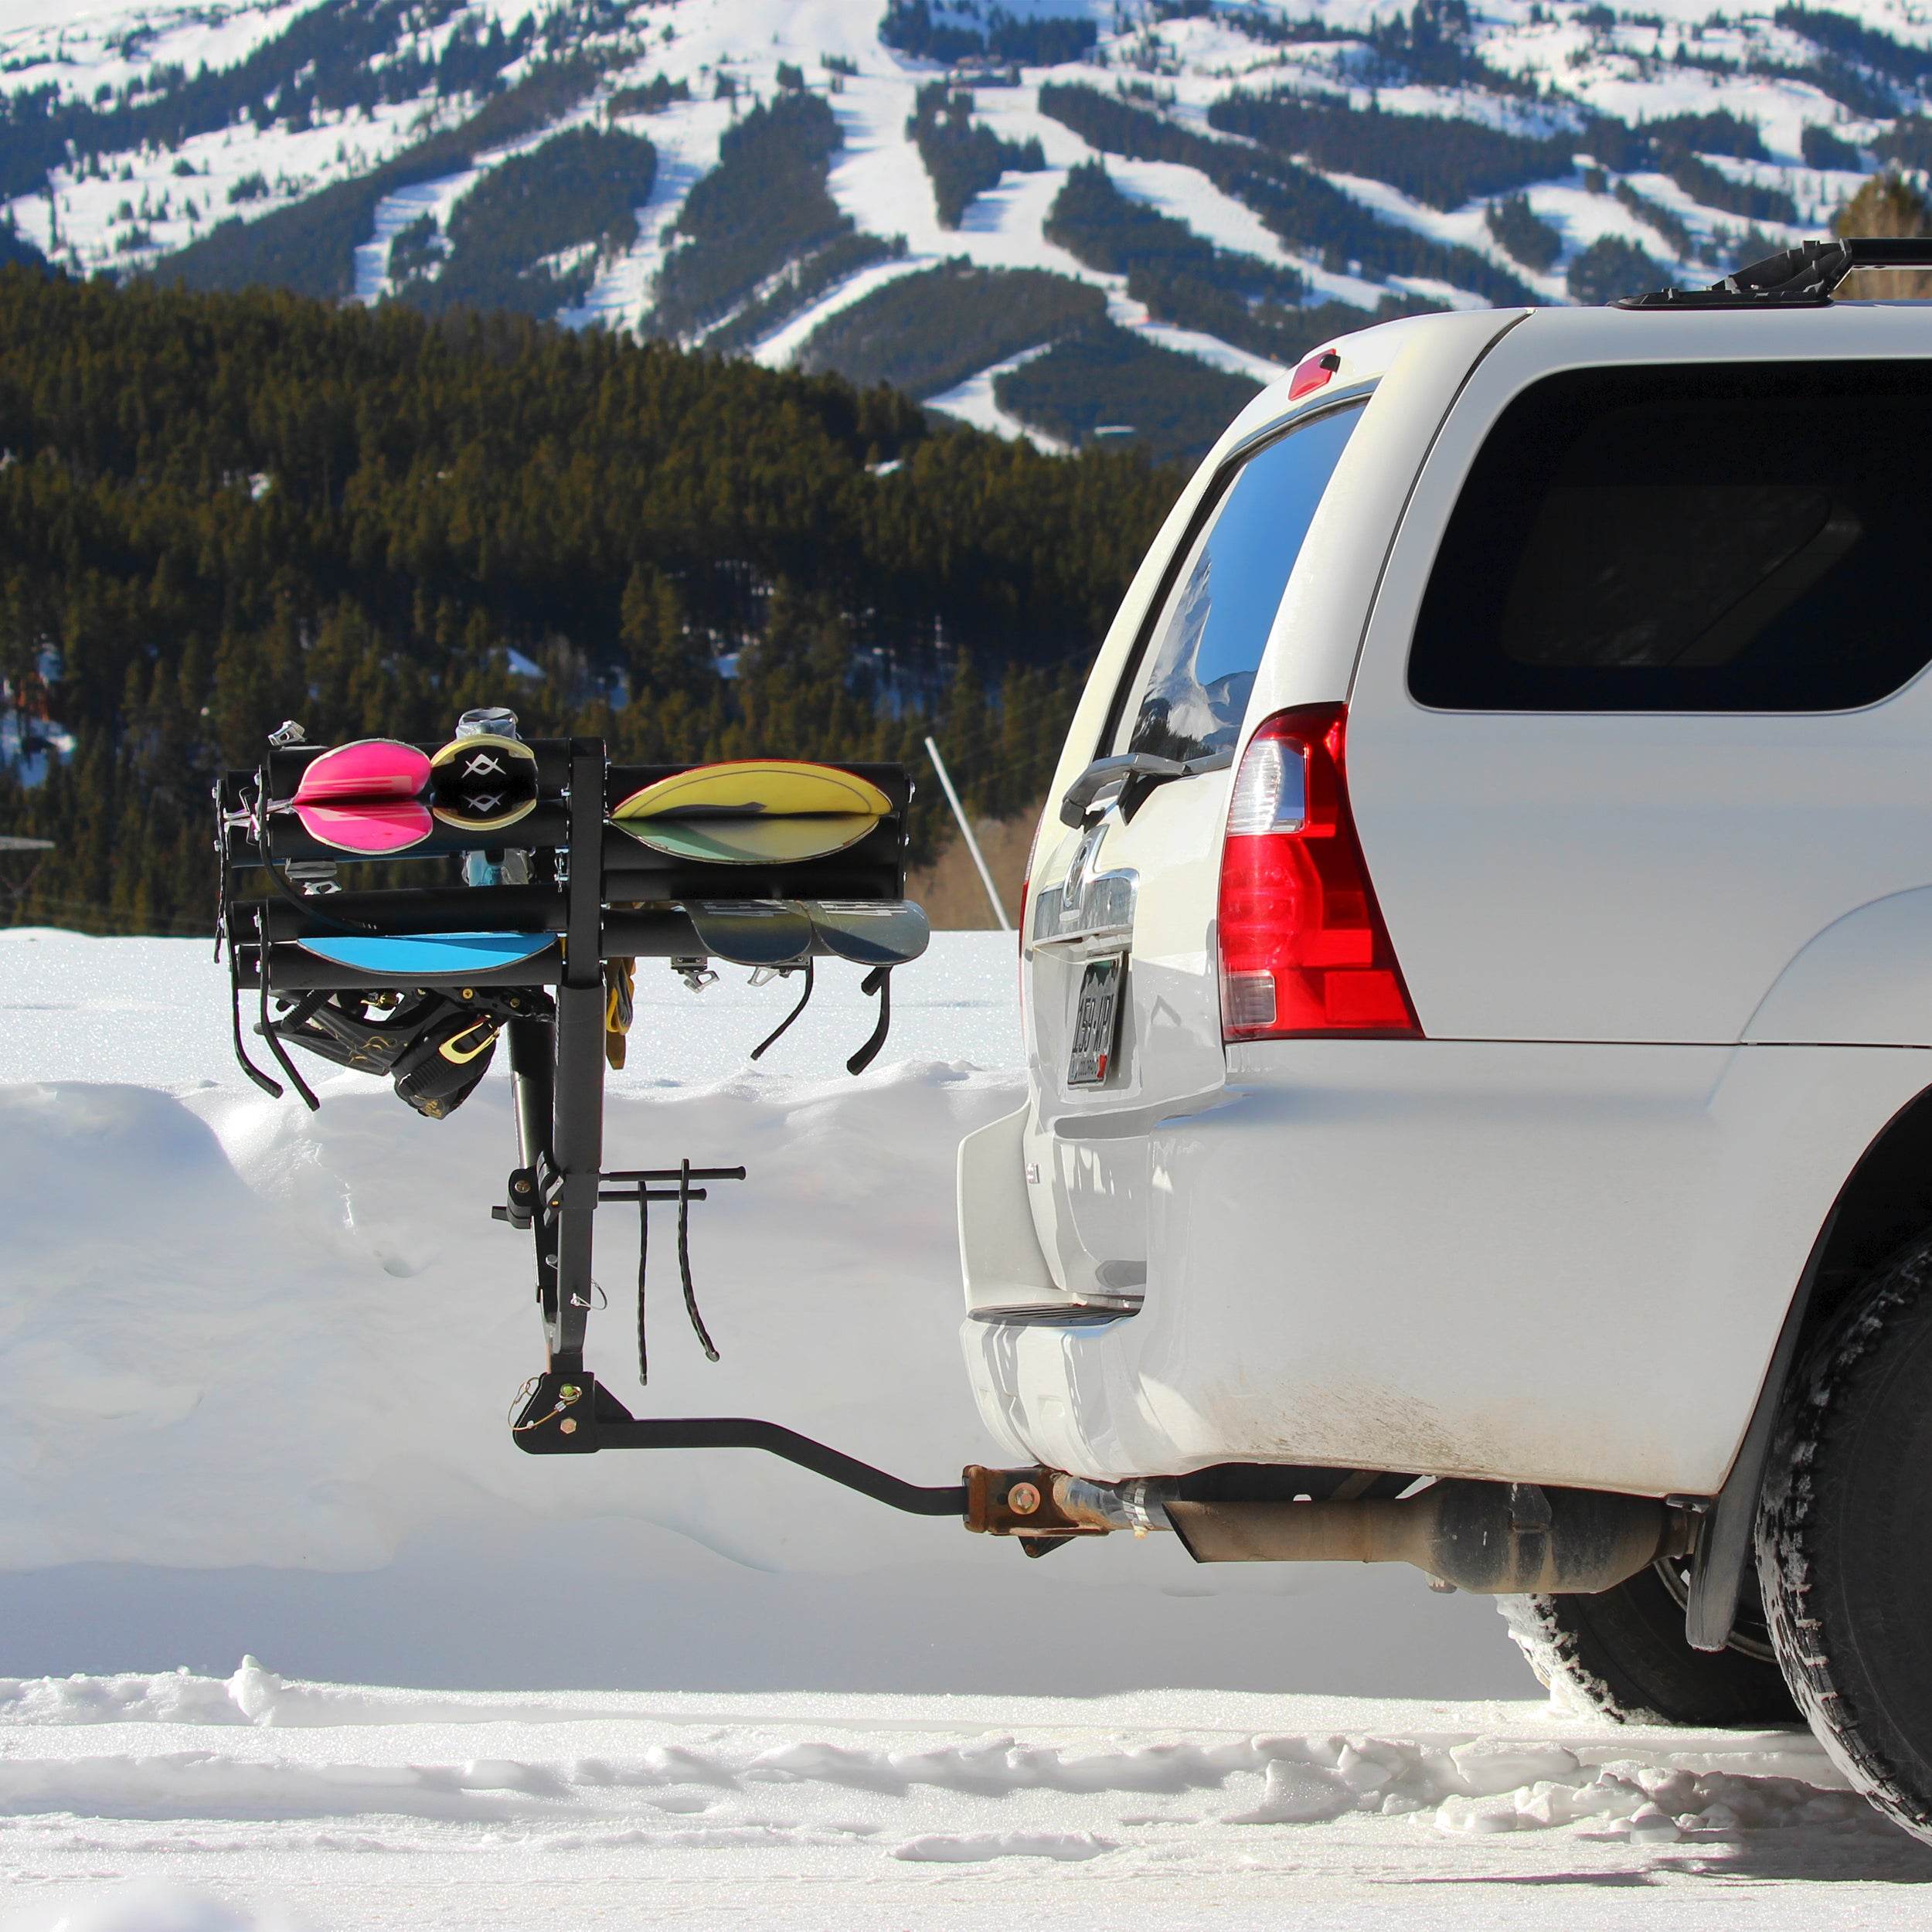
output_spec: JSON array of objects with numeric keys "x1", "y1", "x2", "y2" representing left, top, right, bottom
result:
[{"x1": 0, "y1": 0, "x2": 1920, "y2": 453}]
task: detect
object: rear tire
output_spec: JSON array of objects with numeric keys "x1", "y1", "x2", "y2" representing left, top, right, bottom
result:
[
  {"x1": 1757, "y1": 1233, "x2": 1932, "y2": 1843},
  {"x1": 1500, "y1": 1559, "x2": 1797, "y2": 1726}
]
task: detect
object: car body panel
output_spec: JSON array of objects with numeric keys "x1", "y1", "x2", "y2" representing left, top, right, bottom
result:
[
  {"x1": 957, "y1": 1100, "x2": 1071, "y2": 1317},
  {"x1": 1346, "y1": 302, "x2": 1932, "y2": 1049},
  {"x1": 966, "y1": 1039, "x2": 1932, "y2": 1493},
  {"x1": 1746, "y1": 884, "x2": 1932, "y2": 1045}
]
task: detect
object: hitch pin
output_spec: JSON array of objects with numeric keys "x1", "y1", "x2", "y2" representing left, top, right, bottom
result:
[{"x1": 509, "y1": 1382, "x2": 582, "y2": 1435}]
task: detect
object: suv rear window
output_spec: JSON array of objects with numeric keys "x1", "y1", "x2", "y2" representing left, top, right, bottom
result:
[
  {"x1": 1410, "y1": 360, "x2": 1932, "y2": 712},
  {"x1": 1111, "y1": 399, "x2": 1365, "y2": 763}
]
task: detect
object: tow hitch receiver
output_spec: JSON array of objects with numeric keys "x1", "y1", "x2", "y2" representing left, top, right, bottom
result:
[
  {"x1": 507, "y1": 1387, "x2": 1693, "y2": 1597},
  {"x1": 964, "y1": 1464, "x2": 1110, "y2": 1553}
]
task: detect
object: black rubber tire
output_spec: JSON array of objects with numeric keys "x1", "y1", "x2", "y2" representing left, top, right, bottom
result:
[
  {"x1": 1757, "y1": 1233, "x2": 1932, "y2": 1844},
  {"x1": 1500, "y1": 1560, "x2": 1798, "y2": 1726}
]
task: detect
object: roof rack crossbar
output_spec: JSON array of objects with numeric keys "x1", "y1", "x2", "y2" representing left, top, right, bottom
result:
[{"x1": 1616, "y1": 236, "x2": 1932, "y2": 311}]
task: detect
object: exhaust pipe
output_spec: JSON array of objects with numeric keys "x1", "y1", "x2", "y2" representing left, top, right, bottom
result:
[
  {"x1": 968, "y1": 1468, "x2": 1685, "y2": 1594},
  {"x1": 1162, "y1": 1480, "x2": 1681, "y2": 1594}
]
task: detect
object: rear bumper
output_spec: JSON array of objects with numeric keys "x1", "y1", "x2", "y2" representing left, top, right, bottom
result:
[
  {"x1": 958, "y1": 1038, "x2": 1932, "y2": 1494},
  {"x1": 956, "y1": 1102, "x2": 1089, "y2": 1321}
]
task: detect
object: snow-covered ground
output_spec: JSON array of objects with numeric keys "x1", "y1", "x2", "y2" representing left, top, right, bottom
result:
[
  {"x1": 0, "y1": 928, "x2": 1919, "y2": 1923},
  {"x1": 2, "y1": 1664, "x2": 1925, "y2": 1931}
]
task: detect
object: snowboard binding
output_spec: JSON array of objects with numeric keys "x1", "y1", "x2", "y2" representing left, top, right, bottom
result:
[
  {"x1": 264, "y1": 986, "x2": 535, "y2": 1119},
  {"x1": 214, "y1": 719, "x2": 957, "y2": 1505}
]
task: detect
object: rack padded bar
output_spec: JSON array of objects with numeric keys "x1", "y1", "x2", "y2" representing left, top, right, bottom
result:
[
  {"x1": 240, "y1": 803, "x2": 573, "y2": 867},
  {"x1": 249, "y1": 883, "x2": 566, "y2": 941},
  {"x1": 241, "y1": 899, "x2": 915, "y2": 963},
  {"x1": 266, "y1": 737, "x2": 577, "y2": 795},
  {"x1": 602, "y1": 828, "x2": 906, "y2": 904}
]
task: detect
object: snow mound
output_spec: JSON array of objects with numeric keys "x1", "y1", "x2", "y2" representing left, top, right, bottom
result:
[
  {"x1": 0, "y1": 930, "x2": 1532, "y2": 1699},
  {"x1": 0, "y1": 1668, "x2": 250, "y2": 1730},
  {"x1": 892, "y1": 1829, "x2": 1117, "y2": 1859},
  {"x1": 0, "y1": 1063, "x2": 1015, "y2": 1573},
  {"x1": 0, "y1": 1659, "x2": 622, "y2": 1731}
]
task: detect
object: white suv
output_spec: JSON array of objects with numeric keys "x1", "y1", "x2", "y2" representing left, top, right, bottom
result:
[{"x1": 957, "y1": 260, "x2": 1932, "y2": 1841}]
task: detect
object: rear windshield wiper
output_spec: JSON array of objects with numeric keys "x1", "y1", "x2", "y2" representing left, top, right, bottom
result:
[{"x1": 1059, "y1": 750, "x2": 1226, "y2": 827}]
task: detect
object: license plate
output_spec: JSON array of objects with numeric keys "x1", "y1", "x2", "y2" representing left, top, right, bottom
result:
[{"x1": 1067, "y1": 953, "x2": 1125, "y2": 1087}]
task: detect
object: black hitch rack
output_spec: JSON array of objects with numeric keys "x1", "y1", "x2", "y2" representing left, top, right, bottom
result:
[{"x1": 216, "y1": 732, "x2": 975, "y2": 1524}]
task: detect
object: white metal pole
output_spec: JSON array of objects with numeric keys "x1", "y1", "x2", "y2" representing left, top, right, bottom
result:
[{"x1": 923, "y1": 735, "x2": 1012, "y2": 932}]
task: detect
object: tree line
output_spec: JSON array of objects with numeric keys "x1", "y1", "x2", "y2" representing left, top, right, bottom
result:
[{"x1": 0, "y1": 270, "x2": 1177, "y2": 934}]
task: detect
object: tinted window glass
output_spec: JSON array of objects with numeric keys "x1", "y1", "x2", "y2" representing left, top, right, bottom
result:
[
  {"x1": 1411, "y1": 361, "x2": 1932, "y2": 712},
  {"x1": 1116, "y1": 401, "x2": 1365, "y2": 763}
]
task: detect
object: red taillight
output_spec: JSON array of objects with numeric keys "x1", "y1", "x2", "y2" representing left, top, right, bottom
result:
[{"x1": 1217, "y1": 704, "x2": 1420, "y2": 1041}]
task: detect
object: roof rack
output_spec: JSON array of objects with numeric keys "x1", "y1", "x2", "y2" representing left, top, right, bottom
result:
[{"x1": 1616, "y1": 237, "x2": 1932, "y2": 311}]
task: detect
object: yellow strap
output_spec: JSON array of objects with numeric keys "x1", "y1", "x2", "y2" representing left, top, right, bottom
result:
[
  {"x1": 604, "y1": 958, "x2": 635, "y2": 1071},
  {"x1": 437, "y1": 1019, "x2": 498, "y2": 1066}
]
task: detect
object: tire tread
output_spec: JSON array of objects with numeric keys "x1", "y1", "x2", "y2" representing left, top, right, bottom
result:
[{"x1": 1757, "y1": 1240, "x2": 1932, "y2": 1842}]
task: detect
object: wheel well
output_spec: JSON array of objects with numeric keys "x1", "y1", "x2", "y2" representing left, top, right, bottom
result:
[
  {"x1": 1798, "y1": 1080, "x2": 1932, "y2": 1361},
  {"x1": 1683, "y1": 1079, "x2": 1932, "y2": 1653}
]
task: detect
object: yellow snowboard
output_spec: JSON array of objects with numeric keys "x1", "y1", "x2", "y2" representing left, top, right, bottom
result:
[{"x1": 610, "y1": 760, "x2": 891, "y2": 865}]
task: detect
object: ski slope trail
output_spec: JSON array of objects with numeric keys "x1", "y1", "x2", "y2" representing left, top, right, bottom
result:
[{"x1": 0, "y1": 1665, "x2": 1925, "y2": 1930}]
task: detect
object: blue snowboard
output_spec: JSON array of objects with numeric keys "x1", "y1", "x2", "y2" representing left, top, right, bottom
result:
[{"x1": 295, "y1": 932, "x2": 558, "y2": 978}]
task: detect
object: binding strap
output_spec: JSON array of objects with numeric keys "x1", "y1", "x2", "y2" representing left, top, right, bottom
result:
[
  {"x1": 636, "y1": 1189, "x2": 649, "y2": 1386},
  {"x1": 253, "y1": 908, "x2": 321, "y2": 1111},
  {"x1": 632, "y1": 1162, "x2": 721, "y2": 1372},
  {"x1": 845, "y1": 966, "x2": 893, "y2": 1076},
  {"x1": 749, "y1": 957, "x2": 815, "y2": 1062},
  {"x1": 678, "y1": 1159, "x2": 720, "y2": 1362},
  {"x1": 220, "y1": 774, "x2": 284, "y2": 1098},
  {"x1": 228, "y1": 921, "x2": 283, "y2": 1099}
]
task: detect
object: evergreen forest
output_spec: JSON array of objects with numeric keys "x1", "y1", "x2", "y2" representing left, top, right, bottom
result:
[
  {"x1": 0, "y1": 270, "x2": 1179, "y2": 934},
  {"x1": 644, "y1": 90, "x2": 889, "y2": 346},
  {"x1": 907, "y1": 83, "x2": 1047, "y2": 230},
  {"x1": 797, "y1": 261, "x2": 1104, "y2": 400},
  {"x1": 161, "y1": 56, "x2": 605, "y2": 301},
  {"x1": 1043, "y1": 160, "x2": 1410, "y2": 373},
  {"x1": 1036, "y1": 84, "x2": 1536, "y2": 308},
  {"x1": 390, "y1": 124, "x2": 659, "y2": 318}
]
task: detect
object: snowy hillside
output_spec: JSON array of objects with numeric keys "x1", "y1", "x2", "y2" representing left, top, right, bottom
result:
[{"x1": 0, "y1": 0, "x2": 1920, "y2": 456}]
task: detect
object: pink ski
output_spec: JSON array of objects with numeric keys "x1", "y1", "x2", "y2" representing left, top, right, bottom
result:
[
  {"x1": 294, "y1": 800, "x2": 434, "y2": 855},
  {"x1": 294, "y1": 738, "x2": 431, "y2": 804}
]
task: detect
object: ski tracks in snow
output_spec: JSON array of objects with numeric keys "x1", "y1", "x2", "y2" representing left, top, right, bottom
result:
[{"x1": 2, "y1": 1664, "x2": 1930, "y2": 1930}]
